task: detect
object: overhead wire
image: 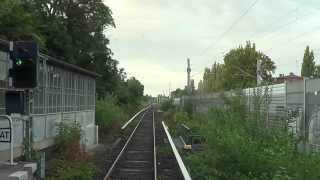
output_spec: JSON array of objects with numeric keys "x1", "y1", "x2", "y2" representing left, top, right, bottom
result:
[
  {"x1": 192, "y1": 0, "x2": 260, "y2": 79},
  {"x1": 193, "y1": 1, "x2": 318, "y2": 82},
  {"x1": 198, "y1": 0, "x2": 260, "y2": 58}
]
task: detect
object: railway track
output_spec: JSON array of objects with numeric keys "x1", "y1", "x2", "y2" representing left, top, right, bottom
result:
[{"x1": 104, "y1": 107, "x2": 156, "y2": 180}]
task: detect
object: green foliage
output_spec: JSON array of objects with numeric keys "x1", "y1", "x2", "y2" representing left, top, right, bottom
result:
[
  {"x1": 177, "y1": 97, "x2": 320, "y2": 180},
  {"x1": 48, "y1": 160, "x2": 95, "y2": 180},
  {"x1": 175, "y1": 111, "x2": 190, "y2": 124},
  {"x1": 127, "y1": 77, "x2": 144, "y2": 106},
  {"x1": 199, "y1": 42, "x2": 275, "y2": 93},
  {"x1": 301, "y1": 46, "x2": 316, "y2": 78},
  {"x1": 95, "y1": 95, "x2": 126, "y2": 132},
  {"x1": 55, "y1": 122, "x2": 84, "y2": 161},
  {"x1": 0, "y1": 0, "x2": 45, "y2": 44},
  {"x1": 48, "y1": 122, "x2": 95, "y2": 179},
  {"x1": 0, "y1": 0, "x2": 144, "y2": 99},
  {"x1": 171, "y1": 88, "x2": 188, "y2": 98},
  {"x1": 183, "y1": 100, "x2": 194, "y2": 116},
  {"x1": 55, "y1": 123, "x2": 81, "y2": 150},
  {"x1": 160, "y1": 100, "x2": 175, "y2": 111}
]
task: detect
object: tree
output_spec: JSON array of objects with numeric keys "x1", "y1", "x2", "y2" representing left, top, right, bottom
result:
[
  {"x1": 301, "y1": 46, "x2": 315, "y2": 78},
  {"x1": 127, "y1": 77, "x2": 144, "y2": 106},
  {"x1": 222, "y1": 41, "x2": 275, "y2": 90},
  {"x1": 171, "y1": 88, "x2": 187, "y2": 98},
  {"x1": 0, "y1": 0, "x2": 145, "y2": 103},
  {"x1": 0, "y1": 0, "x2": 44, "y2": 44},
  {"x1": 199, "y1": 42, "x2": 275, "y2": 92}
]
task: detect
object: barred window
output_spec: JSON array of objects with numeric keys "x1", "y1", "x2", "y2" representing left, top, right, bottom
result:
[
  {"x1": 32, "y1": 60, "x2": 96, "y2": 114},
  {"x1": 0, "y1": 51, "x2": 8, "y2": 115},
  {"x1": 33, "y1": 59, "x2": 46, "y2": 114}
]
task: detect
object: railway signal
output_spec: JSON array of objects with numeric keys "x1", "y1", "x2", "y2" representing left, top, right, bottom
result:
[{"x1": 9, "y1": 41, "x2": 38, "y2": 88}]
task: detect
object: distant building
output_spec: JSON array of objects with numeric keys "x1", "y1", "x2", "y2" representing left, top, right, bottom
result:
[{"x1": 274, "y1": 72, "x2": 303, "y2": 84}]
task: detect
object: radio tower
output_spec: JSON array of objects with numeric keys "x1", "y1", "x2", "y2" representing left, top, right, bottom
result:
[{"x1": 187, "y1": 58, "x2": 191, "y2": 91}]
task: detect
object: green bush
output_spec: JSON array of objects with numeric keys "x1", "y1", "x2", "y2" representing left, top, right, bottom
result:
[
  {"x1": 96, "y1": 95, "x2": 126, "y2": 133},
  {"x1": 55, "y1": 122, "x2": 81, "y2": 155},
  {"x1": 47, "y1": 123, "x2": 95, "y2": 180},
  {"x1": 160, "y1": 100, "x2": 175, "y2": 111},
  {"x1": 178, "y1": 97, "x2": 320, "y2": 180},
  {"x1": 175, "y1": 111, "x2": 190, "y2": 124},
  {"x1": 49, "y1": 160, "x2": 95, "y2": 180}
]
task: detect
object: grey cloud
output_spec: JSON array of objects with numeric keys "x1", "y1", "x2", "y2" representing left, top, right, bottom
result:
[{"x1": 106, "y1": 0, "x2": 320, "y2": 95}]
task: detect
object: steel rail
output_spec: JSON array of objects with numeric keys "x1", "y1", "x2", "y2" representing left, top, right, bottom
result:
[
  {"x1": 121, "y1": 105, "x2": 150, "y2": 130},
  {"x1": 104, "y1": 111, "x2": 147, "y2": 179},
  {"x1": 104, "y1": 107, "x2": 157, "y2": 180},
  {"x1": 153, "y1": 111, "x2": 157, "y2": 180},
  {"x1": 162, "y1": 121, "x2": 192, "y2": 180}
]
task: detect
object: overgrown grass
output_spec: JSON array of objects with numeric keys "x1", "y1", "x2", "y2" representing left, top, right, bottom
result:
[
  {"x1": 95, "y1": 95, "x2": 127, "y2": 136},
  {"x1": 48, "y1": 160, "x2": 95, "y2": 180},
  {"x1": 175, "y1": 96, "x2": 320, "y2": 180},
  {"x1": 47, "y1": 122, "x2": 95, "y2": 180}
]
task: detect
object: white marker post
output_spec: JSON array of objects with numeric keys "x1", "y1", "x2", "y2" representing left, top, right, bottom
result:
[{"x1": 0, "y1": 115, "x2": 15, "y2": 165}]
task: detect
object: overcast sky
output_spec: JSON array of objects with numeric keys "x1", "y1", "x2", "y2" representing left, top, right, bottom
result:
[{"x1": 104, "y1": 0, "x2": 320, "y2": 96}]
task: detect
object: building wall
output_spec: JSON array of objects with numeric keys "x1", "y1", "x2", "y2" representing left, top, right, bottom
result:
[{"x1": 0, "y1": 49, "x2": 97, "y2": 160}]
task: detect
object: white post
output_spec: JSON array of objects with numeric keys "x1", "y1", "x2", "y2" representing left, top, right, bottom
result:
[{"x1": 0, "y1": 115, "x2": 15, "y2": 165}]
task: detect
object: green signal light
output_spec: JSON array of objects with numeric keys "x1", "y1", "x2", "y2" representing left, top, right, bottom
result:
[{"x1": 16, "y1": 59, "x2": 23, "y2": 66}]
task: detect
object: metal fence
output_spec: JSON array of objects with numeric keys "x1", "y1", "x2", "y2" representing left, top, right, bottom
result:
[
  {"x1": 306, "y1": 79, "x2": 320, "y2": 151},
  {"x1": 181, "y1": 79, "x2": 320, "y2": 151},
  {"x1": 181, "y1": 81, "x2": 304, "y2": 133},
  {"x1": 244, "y1": 83, "x2": 287, "y2": 128}
]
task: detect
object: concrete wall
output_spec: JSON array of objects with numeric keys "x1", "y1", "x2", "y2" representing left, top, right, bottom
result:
[{"x1": 0, "y1": 110, "x2": 97, "y2": 160}]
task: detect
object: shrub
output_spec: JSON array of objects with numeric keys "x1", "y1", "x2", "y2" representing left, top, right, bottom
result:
[
  {"x1": 177, "y1": 96, "x2": 320, "y2": 180},
  {"x1": 160, "y1": 99, "x2": 175, "y2": 111},
  {"x1": 175, "y1": 111, "x2": 190, "y2": 124},
  {"x1": 48, "y1": 160, "x2": 95, "y2": 180},
  {"x1": 55, "y1": 122, "x2": 83, "y2": 161},
  {"x1": 48, "y1": 122, "x2": 95, "y2": 180},
  {"x1": 95, "y1": 95, "x2": 126, "y2": 133}
]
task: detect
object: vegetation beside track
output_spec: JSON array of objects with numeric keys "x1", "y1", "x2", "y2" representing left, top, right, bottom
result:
[
  {"x1": 47, "y1": 123, "x2": 95, "y2": 180},
  {"x1": 161, "y1": 97, "x2": 320, "y2": 180}
]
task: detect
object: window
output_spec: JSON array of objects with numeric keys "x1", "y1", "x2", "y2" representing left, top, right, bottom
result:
[{"x1": 32, "y1": 60, "x2": 96, "y2": 114}]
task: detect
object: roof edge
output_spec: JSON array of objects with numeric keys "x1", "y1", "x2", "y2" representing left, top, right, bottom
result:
[
  {"x1": 0, "y1": 39, "x2": 101, "y2": 78},
  {"x1": 41, "y1": 53, "x2": 101, "y2": 78}
]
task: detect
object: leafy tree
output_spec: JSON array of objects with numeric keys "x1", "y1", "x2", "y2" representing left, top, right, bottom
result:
[
  {"x1": 0, "y1": 0, "x2": 143, "y2": 100},
  {"x1": 171, "y1": 88, "x2": 187, "y2": 98},
  {"x1": 223, "y1": 42, "x2": 275, "y2": 90},
  {"x1": 200, "y1": 42, "x2": 275, "y2": 92},
  {"x1": 301, "y1": 46, "x2": 315, "y2": 78},
  {"x1": 0, "y1": 0, "x2": 44, "y2": 44},
  {"x1": 127, "y1": 77, "x2": 144, "y2": 106},
  {"x1": 202, "y1": 62, "x2": 225, "y2": 92},
  {"x1": 24, "y1": 0, "x2": 123, "y2": 97}
]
